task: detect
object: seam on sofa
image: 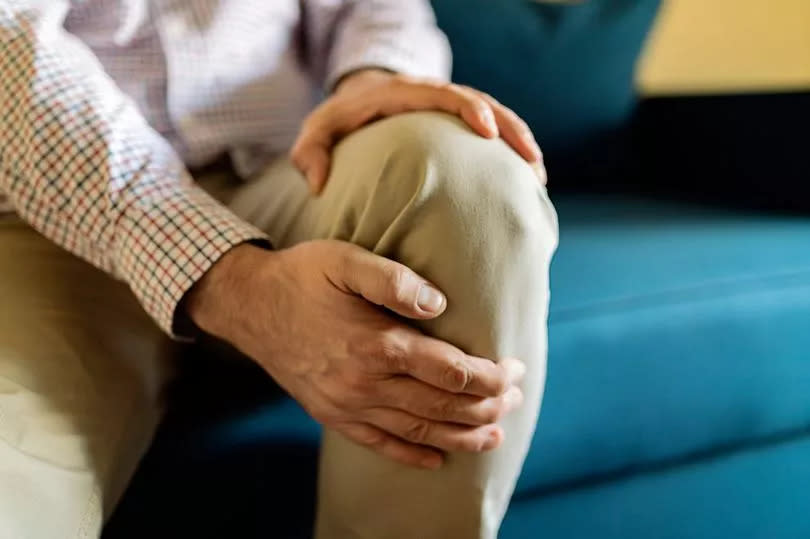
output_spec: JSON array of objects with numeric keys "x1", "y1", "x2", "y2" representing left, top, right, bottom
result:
[
  {"x1": 516, "y1": 424, "x2": 810, "y2": 502},
  {"x1": 550, "y1": 267, "x2": 810, "y2": 324}
]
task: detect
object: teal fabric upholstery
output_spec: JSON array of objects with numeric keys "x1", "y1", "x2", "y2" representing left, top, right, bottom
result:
[
  {"x1": 519, "y1": 196, "x2": 810, "y2": 495},
  {"x1": 504, "y1": 432, "x2": 810, "y2": 539},
  {"x1": 431, "y1": 0, "x2": 660, "y2": 183}
]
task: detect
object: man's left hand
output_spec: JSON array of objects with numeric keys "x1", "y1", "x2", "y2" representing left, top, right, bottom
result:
[{"x1": 291, "y1": 70, "x2": 544, "y2": 194}]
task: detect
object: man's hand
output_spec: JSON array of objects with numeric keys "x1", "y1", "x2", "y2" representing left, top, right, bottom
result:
[
  {"x1": 187, "y1": 241, "x2": 525, "y2": 469},
  {"x1": 291, "y1": 69, "x2": 545, "y2": 194}
]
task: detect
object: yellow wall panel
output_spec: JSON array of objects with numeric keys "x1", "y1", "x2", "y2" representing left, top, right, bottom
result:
[{"x1": 637, "y1": 0, "x2": 810, "y2": 95}]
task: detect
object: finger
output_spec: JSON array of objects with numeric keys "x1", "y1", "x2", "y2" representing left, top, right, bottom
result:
[
  {"x1": 365, "y1": 408, "x2": 504, "y2": 453},
  {"x1": 291, "y1": 80, "x2": 499, "y2": 194},
  {"x1": 474, "y1": 90, "x2": 542, "y2": 163},
  {"x1": 391, "y1": 334, "x2": 521, "y2": 397},
  {"x1": 332, "y1": 245, "x2": 447, "y2": 319},
  {"x1": 290, "y1": 122, "x2": 333, "y2": 194},
  {"x1": 339, "y1": 422, "x2": 444, "y2": 470},
  {"x1": 500, "y1": 357, "x2": 528, "y2": 386},
  {"x1": 531, "y1": 160, "x2": 548, "y2": 186},
  {"x1": 380, "y1": 80, "x2": 499, "y2": 139},
  {"x1": 445, "y1": 84, "x2": 499, "y2": 139},
  {"x1": 379, "y1": 377, "x2": 524, "y2": 426},
  {"x1": 290, "y1": 96, "x2": 377, "y2": 194}
]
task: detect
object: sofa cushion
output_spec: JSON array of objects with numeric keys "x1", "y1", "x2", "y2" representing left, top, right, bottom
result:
[
  {"x1": 430, "y1": 0, "x2": 661, "y2": 184},
  {"x1": 517, "y1": 195, "x2": 810, "y2": 496},
  {"x1": 505, "y1": 432, "x2": 810, "y2": 539}
]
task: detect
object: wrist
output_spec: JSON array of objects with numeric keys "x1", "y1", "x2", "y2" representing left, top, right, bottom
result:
[
  {"x1": 334, "y1": 68, "x2": 394, "y2": 95},
  {"x1": 186, "y1": 242, "x2": 274, "y2": 339}
]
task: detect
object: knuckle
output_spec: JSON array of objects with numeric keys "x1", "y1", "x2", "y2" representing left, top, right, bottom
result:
[
  {"x1": 481, "y1": 402, "x2": 505, "y2": 424},
  {"x1": 357, "y1": 426, "x2": 386, "y2": 448},
  {"x1": 402, "y1": 419, "x2": 431, "y2": 444},
  {"x1": 373, "y1": 330, "x2": 409, "y2": 372},
  {"x1": 334, "y1": 246, "x2": 357, "y2": 278},
  {"x1": 439, "y1": 82, "x2": 466, "y2": 100},
  {"x1": 430, "y1": 396, "x2": 457, "y2": 420},
  {"x1": 346, "y1": 335, "x2": 372, "y2": 364},
  {"x1": 481, "y1": 92, "x2": 500, "y2": 106},
  {"x1": 382, "y1": 264, "x2": 411, "y2": 304},
  {"x1": 321, "y1": 381, "x2": 357, "y2": 411},
  {"x1": 489, "y1": 374, "x2": 509, "y2": 396},
  {"x1": 342, "y1": 370, "x2": 368, "y2": 393},
  {"x1": 442, "y1": 358, "x2": 473, "y2": 392},
  {"x1": 459, "y1": 93, "x2": 482, "y2": 109},
  {"x1": 470, "y1": 95, "x2": 489, "y2": 110}
]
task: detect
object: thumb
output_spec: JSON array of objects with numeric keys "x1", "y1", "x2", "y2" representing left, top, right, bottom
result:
[{"x1": 333, "y1": 245, "x2": 447, "y2": 319}]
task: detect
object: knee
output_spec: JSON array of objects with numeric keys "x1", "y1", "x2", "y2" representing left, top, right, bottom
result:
[{"x1": 337, "y1": 111, "x2": 558, "y2": 253}]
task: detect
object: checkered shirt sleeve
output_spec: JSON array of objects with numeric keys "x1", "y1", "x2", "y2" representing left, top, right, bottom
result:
[{"x1": 0, "y1": 4, "x2": 268, "y2": 337}]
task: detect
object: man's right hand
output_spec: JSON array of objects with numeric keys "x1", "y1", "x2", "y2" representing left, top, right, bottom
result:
[{"x1": 186, "y1": 240, "x2": 525, "y2": 469}]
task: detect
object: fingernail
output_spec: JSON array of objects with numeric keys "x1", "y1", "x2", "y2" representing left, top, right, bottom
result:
[
  {"x1": 422, "y1": 454, "x2": 443, "y2": 469},
  {"x1": 506, "y1": 386, "x2": 524, "y2": 409},
  {"x1": 504, "y1": 359, "x2": 526, "y2": 384},
  {"x1": 530, "y1": 143, "x2": 543, "y2": 163},
  {"x1": 417, "y1": 284, "x2": 446, "y2": 313},
  {"x1": 484, "y1": 429, "x2": 501, "y2": 450},
  {"x1": 479, "y1": 107, "x2": 497, "y2": 133},
  {"x1": 515, "y1": 360, "x2": 527, "y2": 380},
  {"x1": 531, "y1": 161, "x2": 548, "y2": 186}
]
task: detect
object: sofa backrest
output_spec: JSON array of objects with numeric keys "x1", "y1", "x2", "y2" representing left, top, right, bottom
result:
[{"x1": 431, "y1": 0, "x2": 661, "y2": 155}]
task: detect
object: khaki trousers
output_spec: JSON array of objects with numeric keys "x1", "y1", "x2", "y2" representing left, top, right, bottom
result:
[{"x1": 0, "y1": 112, "x2": 558, "y2": 538}]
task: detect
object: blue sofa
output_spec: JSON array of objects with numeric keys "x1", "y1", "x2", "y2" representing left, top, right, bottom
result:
[{"x1": 106, "y1": 2, "x2": 810, "y2": 537}]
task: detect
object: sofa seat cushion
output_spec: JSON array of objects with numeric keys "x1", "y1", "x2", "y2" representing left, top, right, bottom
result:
[
  {"x1": 517, "y1": 194, "x2": 810, "y2": 496},
  {"x1": 505, "y1": 432, "x2": 810, "y2": 539}
]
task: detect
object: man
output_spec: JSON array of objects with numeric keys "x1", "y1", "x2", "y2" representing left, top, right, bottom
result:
[{"x1": 0, "y1": 1, "x2": 558, "y2": 537}]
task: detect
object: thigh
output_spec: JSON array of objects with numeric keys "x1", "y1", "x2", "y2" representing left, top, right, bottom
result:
[
  {"x1": 0, "y1": 220, "x2": 175, "y2": 538},
  {"x1": 230, "y1": 112, "x2": 558, "y2": 539}
]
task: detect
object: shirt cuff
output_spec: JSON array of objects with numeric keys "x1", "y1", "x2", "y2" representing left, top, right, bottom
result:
[{"x1": 116, "y1": 181, "x2": 268, "y2": 338}]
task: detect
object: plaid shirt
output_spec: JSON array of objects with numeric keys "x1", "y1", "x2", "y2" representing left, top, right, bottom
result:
[{"x1": 0, "y1": 1, "x2": 451, "y2": 336}]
